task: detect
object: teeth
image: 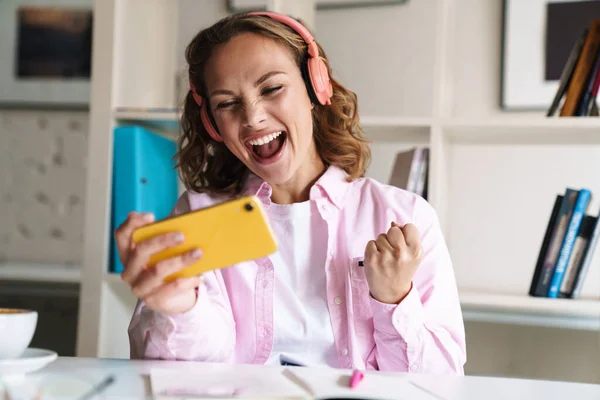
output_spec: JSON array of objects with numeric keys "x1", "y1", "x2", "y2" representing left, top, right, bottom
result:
[{"x1": 248, "y1": 131, "x2": 282, "y2": 146}]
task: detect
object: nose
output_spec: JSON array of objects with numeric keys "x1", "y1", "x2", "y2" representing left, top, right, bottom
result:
[{"x1": 241, "y1": 100, "x2": 267, "y2": 129}]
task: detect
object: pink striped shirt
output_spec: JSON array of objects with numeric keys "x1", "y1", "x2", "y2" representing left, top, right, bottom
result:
[{"x1": 128, "y1": 165, "x2": 466, "y2": 373}]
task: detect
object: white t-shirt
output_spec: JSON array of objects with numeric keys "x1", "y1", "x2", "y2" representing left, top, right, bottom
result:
[{"x1": 264, "y1": 200, "x2": 337, "y2": 367}]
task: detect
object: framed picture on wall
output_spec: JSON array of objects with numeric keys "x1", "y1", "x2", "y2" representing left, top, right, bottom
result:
[
  {"x1": 0, "y1": 0, "x2": 93, "y2": 109},
  {"x1": 501, "y1": 0, "x2": 600, "y2": 110},
  {"x1": 228, "y1": 0, "x2": 408, "y2": 12}
]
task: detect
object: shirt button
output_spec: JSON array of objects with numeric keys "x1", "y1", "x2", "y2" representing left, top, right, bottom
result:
[
  {"x1": 410, "y1": 364, "x2": 419, "y2": 372},
  {"x1": 334, "y1": 297, "x2": 342, "y2": 305},
  {"x1": 341, "y1": 348, "x2": 349, "y2": 356}
]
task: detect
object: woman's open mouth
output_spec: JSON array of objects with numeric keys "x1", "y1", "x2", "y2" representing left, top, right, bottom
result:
[{"x1": 246, "y1": 131, "x2": 287, "y2": 165}]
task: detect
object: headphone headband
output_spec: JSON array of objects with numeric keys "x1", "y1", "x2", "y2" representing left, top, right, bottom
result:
[{"x1": 247, "y1": 11, "x2": 319, "y2": 58}]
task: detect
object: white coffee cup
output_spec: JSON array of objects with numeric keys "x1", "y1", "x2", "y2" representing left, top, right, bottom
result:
[{"x1": 0, "y1": 308, "x2": 38, "y2": 359}]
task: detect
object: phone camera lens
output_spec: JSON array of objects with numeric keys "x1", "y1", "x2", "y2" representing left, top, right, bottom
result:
[{"x1": 244, "y1": 203, "x2": 254, "y2": 211}]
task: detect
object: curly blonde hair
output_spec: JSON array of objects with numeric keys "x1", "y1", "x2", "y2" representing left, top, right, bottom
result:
[{"x1": 178, "y1": 12, "x2": 371, "y2": 195}]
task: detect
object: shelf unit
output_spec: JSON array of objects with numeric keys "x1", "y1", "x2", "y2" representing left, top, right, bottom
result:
[
  {"x1": 78, "y1": 0, "x2": 600, "y2": 361},
  {"x1": 0, "y1": 261, "x2": 81, "y2": 284},
  {"x1": 460, "y1": 291, "x2": 600, "y2": 331}
]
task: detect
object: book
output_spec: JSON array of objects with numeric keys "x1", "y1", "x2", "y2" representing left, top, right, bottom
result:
[
  {"x1": 558, "y1": 215, "x2": 597, "y2": 297},
  {"x1": 547, "y1": 28, "x2": 588, "y2": 117},
  {"x1": 576, "y1": 45, "x2": 600, "y2": 116},
  {"x1": 529, "y1": 194, "x2": 563, "y2": 296},
  {"x1": 530, "y1": 189, "x2": 580, "y2": 297},
  {"x1": 571, "y1": 211, "x2": 600, "y2": 299},
  {"x1": 584, "y1": 53, "x2": 600, "y2": 116},
  {"x1": 110, "y1": 126, "x2": 179, "y2": 273},
  {"x1": 388, "y1": 147, "x2": 428, "y2": 196},
  {"x1": 414, "y1": 148, "x2": 429, "y2": 198},
  {"x1": 560, "y1": 20, "x2": 600, "y2": 116},
  {"x1": 547, "y1": 189, "x2": 592, "y2": 298}
]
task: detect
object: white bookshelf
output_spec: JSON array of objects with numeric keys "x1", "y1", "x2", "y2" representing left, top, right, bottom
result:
[
  {"x1": 77, "y1": 0, "x2": 600, "y2": 363},
  {"x1": 460, "y1": 291, "x2": 600, "y2": 331},
  {"x1": 0, "y1": 262, "x2": 81, "y2": 284}
]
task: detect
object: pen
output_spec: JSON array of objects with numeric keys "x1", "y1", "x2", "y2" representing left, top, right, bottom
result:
[
  {"x1": 76, "y1": 375, "x2": 115, "y2": 400},
  {"x1": 348, "y1": 370, "x2": 364, "y2": 389}
]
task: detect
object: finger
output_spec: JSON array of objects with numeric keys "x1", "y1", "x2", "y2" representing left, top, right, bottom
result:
[
  {"x1": 364, "y1": 240, "x2": 378, "y2": 265},
  {"x1": 386, "y1": 223, "x2": 408, "y2": 251},
  {"x1": 365, "y1": 239, "x2": 379, "y2": 255},
  {"x1": 144, "y1": 275, "x2": 203, "y2": 309},
  {"x1": 131, "y1": 249, "x2": 203, "y2": 299},
  {"x1": 375, "y1": 233, "x2": 394, "y2": 253},
  {"x1": 121, "y1": 231, "x2": 185, "y2": 283},
  {"x1": 114, "y1": 212, "x2": 155, "y2": 263},
  {"x1": 401, "y1": 223, "x2": 421, "y2": 249}
]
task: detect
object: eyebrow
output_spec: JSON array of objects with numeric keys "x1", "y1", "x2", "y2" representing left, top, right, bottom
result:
[{"x1": 209, "y1": 71, "x2": 286, "y2": 98}]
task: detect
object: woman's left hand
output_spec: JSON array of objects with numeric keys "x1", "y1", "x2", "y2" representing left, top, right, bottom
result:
[{"x1": 363, "y1": 222, "x2": 424, "y2": 304}]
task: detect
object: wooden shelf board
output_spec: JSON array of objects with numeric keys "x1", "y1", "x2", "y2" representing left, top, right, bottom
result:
[
  {"x1": 112, "y1": 111, "x2": 433, "y2": 127},
  {"x1": 360, "y1": 116, "x2": 431, "y2": 142},
  {"x1": 113, "y1": 108, "x2": 181, "y2": 135},
  {"x1": 112, "y1": 110, "x2": 433, "y2": 141},
  {"x1": 0, "y1": 261, "x2": 81, "y2": 283},
  {"x1": 360, "y1": 116, "x2": 433, "y2": 128},
  {"x1": 460, "y1": 290, "x2": 600, "y2": 331},
  {"x1": 443, "y1": 118, "x2": 600, "y2": 144},
  {"x1": 113, "y1": 108, "x2": 180, "y2": 120}
]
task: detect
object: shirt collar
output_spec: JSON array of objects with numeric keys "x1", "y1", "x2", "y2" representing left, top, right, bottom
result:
[{"x1": 241, "y1": 165, "x2": 350, "y2": 209}]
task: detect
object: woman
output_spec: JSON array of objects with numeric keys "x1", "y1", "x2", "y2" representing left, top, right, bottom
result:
[{"x1": 116, "y1": 11, "x2": 466, "y2": 374}]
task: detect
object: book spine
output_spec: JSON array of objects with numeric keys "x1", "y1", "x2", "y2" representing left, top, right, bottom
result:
[
  {"x1": 407, "y1": 148, "x2": 423, "y2": 193},
  {"x1": 576, "y1": 46, "x2": 600, "y2": 116},
  {"x1": 548, "y1": 189, "x2": 592, "y2": 298},
  {"x1": 585, "y1": 55, "x2": 600, "y2": 116},
  {"x1": 547, "y1": 29, "x2": 588, "y2": 117},
  {"x1": 571, "y1": 215, "x2": 600, "y2": 298},
  {"x1": 560, "y1": 21, "x2": 600, "y2": 116},
  {"x1": 558, "y1": 215, "x2": 595, "y2": 297},
  {"x1": 415, "y1": 148, "x2": 429, "y2": 197},
  {"x1": 529, "y1": 195, "x2": 563, "y2": 296},
  {"x1": 532, "y1": 189, "x2": 579, "y2": 297},
  {"x1": 111, "y1": 127, "x2": 139, "y2": 273}
]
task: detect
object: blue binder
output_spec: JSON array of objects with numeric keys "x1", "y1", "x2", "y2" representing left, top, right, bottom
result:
[{"x1": 110, "y1": 126, "x2": 179, "y2": 273}]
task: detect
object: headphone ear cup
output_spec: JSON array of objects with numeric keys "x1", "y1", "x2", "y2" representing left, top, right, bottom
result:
[
  {"x1": 200, "y1": 103, "x2": 223, "y2": 142},
  {"x1": 307, "y1": 57, "x2": 333, "y2": 106}
]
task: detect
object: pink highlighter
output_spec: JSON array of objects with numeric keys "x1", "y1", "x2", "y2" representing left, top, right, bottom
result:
[{"x1": 349, "y1": 370, "x2": 364, "y2": 389}]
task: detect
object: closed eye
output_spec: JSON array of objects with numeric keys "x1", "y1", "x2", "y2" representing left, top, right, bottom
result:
[
  {"x1": 216, "y1": 100, "x2": 238, "y2": 110},
  {"x1": 263, "y1": 85, "x2": 283, "y2": 96}
]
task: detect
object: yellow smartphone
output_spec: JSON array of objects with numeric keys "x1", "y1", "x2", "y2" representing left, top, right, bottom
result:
[{"x1": 131, "y1": 195, "x2": 277, "y2": 282}]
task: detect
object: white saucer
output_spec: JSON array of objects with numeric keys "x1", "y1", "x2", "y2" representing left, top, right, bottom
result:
[{"x1": 0, "y1": 348, "x2": 58, "y2": 377}]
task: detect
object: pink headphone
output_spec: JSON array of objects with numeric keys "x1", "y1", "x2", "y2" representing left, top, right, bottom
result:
[{"x1": 189, "y1": 11, "x2": 333, "y2": 143}]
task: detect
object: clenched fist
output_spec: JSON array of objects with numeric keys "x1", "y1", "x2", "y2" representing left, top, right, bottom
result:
[{"x1": 363, "y1": 222, "x2": 424, "y2": 304}]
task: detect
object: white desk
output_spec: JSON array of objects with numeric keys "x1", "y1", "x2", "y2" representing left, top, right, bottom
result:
[{"x1": 4, "y1": 357, "x2": 600, "y2": 400}]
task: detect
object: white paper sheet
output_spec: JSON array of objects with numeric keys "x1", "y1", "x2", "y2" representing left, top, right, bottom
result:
[
  {"x1": 283, "y1": 367, "x2": 433, "y2": 400},
  {"x1": 150, "y1": 366, "x2": 306, "y2": 399},
  {"x1": 150, "y1": 365, "x2": 436, "y2": 400}
]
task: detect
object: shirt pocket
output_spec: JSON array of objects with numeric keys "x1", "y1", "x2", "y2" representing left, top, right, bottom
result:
[{"x1": 348, "y1": 256, "x2": 371, "y2": 316}]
